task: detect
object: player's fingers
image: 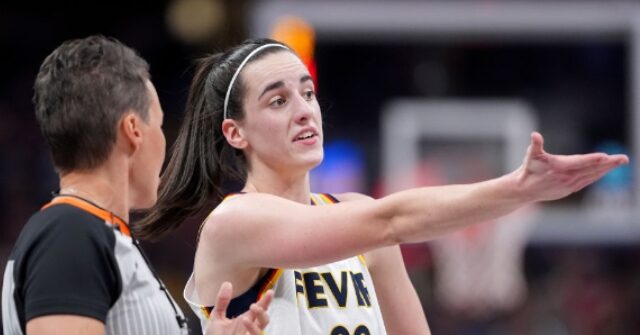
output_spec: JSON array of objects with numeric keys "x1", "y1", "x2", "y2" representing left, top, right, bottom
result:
[
  {"x1": 567, "y1": 159, "x2": 624, "y2": 183},
  {"x1": 529, "y1": 132, "x2": 544, "y2": 157},
  {"x1": 570, "y1": 167, "x2": 615, "y2": 192},
  {"x1": 212, "y1": 281, "x2": 233, "y2": 319},
  {"x1": 555, "y1": 153, "x2": 627, "y2": 172},
  {"x1": 611, "y1": 154, "x2": 630, "y2": 165},
  {"x1": 240, "y1": 316, "x2": 263, "y2": 335},
  {"x1": 250, "y1": 303, "x2": 270, "y2": 329},
  {"x1": 255, "y1": 290, "x2": 274, "y2": 310}
]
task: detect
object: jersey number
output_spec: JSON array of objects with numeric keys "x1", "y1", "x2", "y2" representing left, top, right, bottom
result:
[{"x1": 330, "y1": 325, "x2": 370, "y2": 335}]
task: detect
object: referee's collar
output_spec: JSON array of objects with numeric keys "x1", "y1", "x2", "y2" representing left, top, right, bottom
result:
[{"x1": 43, "y1": 194, "x2": 131, "y2": 237}]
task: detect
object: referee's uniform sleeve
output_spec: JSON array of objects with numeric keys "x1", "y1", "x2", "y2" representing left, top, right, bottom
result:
[{"x1": 20, "y1": 213, "x2": 121, "y2": 323}]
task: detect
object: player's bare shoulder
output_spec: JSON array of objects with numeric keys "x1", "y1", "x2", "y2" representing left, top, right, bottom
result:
[
  {"x1": 203, "y1": 192, "x2": 300, "y2": 235},
  {"x1": 199, "y1": 193, "x2": 260, "y2": 242}
]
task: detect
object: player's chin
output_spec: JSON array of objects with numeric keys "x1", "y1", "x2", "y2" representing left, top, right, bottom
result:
[{"x1": 300, "y1": 151, "x2": 324, "y2": 170}]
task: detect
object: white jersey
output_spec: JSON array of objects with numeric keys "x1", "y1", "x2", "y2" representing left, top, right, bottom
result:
[{"x1": 184, "y1": 193, "x2": 387, "y2": 335}]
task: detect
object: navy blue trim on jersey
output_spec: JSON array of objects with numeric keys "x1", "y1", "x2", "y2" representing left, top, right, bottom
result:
[
  {"x1": 221, "y1": 269, "x2": 277, "y2": 318},
  {"x1": 321, "y1": 193, "x2": 339, "y2": 204}
]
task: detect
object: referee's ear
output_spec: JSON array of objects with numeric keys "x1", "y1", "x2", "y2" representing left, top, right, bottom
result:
[{"x1": 118, "y1": 110, "x2": 144, "y2": 154}]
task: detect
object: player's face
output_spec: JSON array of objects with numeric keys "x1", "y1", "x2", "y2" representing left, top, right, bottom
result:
[
  {"x1": 236, "y1": 51, "x2": 323, "y2": 175},
  {"x1": 131, "y1": 80, "x2": 166, "y2": 208}
]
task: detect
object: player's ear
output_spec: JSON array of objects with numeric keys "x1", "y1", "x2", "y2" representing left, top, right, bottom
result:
[{"x1": 222, "y1": 119, "x2": 247, "y2": 149}]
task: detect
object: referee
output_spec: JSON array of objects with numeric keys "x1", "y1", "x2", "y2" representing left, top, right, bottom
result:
[{"x1": 1, "y1": 35, "x2": 270, "y2": 335}]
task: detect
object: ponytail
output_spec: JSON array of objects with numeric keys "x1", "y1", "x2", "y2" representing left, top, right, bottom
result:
[
  {"x1": 136, "y1": 54, "x2": 244, "y2": 240},
  {"x1": 135, "y1": 38, "x2": 290, "y2": 240}
]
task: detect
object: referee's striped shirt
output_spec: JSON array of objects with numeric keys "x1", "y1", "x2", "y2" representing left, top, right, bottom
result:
[{"x1": 2, "y1": 196, "x2": 188, "y2": 335}]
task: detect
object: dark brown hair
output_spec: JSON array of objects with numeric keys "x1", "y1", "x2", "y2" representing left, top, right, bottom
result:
[{"x1": 136, "y1": 38, "x2": 290, "y2": 240}]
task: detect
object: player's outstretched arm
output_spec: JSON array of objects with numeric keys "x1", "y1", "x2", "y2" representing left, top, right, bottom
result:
[
  {"x1": 205, "y1": 132, "x2": 629, "y2": 269},
  {"x1": 377, "y1": 131, "x2": 629, "y2": 243}
]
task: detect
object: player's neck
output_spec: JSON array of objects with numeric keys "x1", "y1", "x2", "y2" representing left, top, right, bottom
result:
[
  {"x1": 244, "y1": 169, "x2": 311, "y2": 205},
  {"x1": 58, "y1": 167, "x2": 129, "y2": 222}
]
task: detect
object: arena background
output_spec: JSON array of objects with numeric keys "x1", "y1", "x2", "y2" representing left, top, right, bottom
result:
[{"x1": 1, "y1": 1, "x2": 639, "y2": 334}]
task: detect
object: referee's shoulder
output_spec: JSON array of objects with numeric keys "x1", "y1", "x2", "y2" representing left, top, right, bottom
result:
[{"x1": 31, "y1": 203, "x2": 114, "y2": 237}]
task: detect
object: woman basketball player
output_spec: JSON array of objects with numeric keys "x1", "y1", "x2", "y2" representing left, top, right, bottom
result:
[{"x1": 137, "y1": 38, "x2": 628, "y2": 334}]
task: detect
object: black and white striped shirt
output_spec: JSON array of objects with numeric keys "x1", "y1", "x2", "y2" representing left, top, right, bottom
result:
[{"x1": 2, "y1": 196, "x2": 188, "y2": 335}]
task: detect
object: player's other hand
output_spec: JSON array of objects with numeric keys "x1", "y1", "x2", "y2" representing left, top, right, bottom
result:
[{"x1": 205, "y1": 281, "x2": 273, "y2": 335}]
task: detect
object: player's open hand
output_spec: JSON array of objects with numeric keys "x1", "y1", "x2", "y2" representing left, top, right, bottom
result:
[
  {"x1": 514, "y1": 132, "x2": 629, "y2": 202},
  {"x1": 205, "y1": 281, "x2": 273, "y2": 335}
]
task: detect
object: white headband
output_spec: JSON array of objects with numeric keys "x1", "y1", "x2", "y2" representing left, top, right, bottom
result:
[{"x1": 223, "y1": 43, "x2": 289, "y2": 119}]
